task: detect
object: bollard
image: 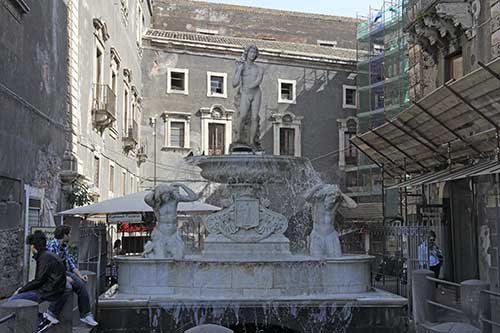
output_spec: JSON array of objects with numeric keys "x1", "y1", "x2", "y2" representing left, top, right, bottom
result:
[
  {"x1": 0, "y1": 299, "x2": 38, "y2": 332},
  {"x1": 460, "y1": 280, "x2": 490, "y2": 332},
  {"x1": 185, "y1": 324, "x2": 234, "y2": 333},
  {"x1": 412, "y1": 269, "x2": 435, "y2": 327}
]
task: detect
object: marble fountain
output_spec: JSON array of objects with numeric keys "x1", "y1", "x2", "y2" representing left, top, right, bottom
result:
[
  {"x1": 98, "y1": 154, "x2": 406, "y2": 332},
  {"x1": 98, "y1": 44, "x2": 406, "y2": 332}
]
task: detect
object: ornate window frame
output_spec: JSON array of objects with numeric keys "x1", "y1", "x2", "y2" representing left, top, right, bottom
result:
[
  {"x1": 161, "y1": 111, "x2": 191, "y2": 151},
  {"x1": 338, "y1": 117, "x2": 358, "y2": 169},
  {"x1": 199, "y1": 105, "x2": 235, "y2": 155},
  {"x1": 271, "y1": 112, "x2": 303, "y2": 157}
]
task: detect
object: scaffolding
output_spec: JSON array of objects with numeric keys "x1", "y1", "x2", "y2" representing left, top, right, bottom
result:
[
  {"x1": 356, "y1": 0, "x2": 410, "y2": 134},
  {"x1": 348, "y1": 0, "x2": 410, "y2": 200}
]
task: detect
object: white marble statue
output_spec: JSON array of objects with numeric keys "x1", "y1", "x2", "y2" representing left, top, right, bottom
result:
[
  {"x1": 305, "y1": 184, "x2": 357, "y2": 258},
  {"x1": 142, "y1": 183, "x2": 199, "y2": 259},
  {"x1": 232, "y1": 44, "x2": 264, "y2": 149}
]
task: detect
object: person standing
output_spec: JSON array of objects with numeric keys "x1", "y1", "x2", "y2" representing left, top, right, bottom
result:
[
  {"x1": 418, "y1": 230, "x2": 444, "y2": 293},
  {"x1": 47, "y1": 225, "x2": 98, "y2": 327},
  {"x1": 10, "y1": 230, "x2": 69, "y2": 329}
]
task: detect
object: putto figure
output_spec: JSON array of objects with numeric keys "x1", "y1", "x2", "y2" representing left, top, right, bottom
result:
[
  {"x1": 304, "y1": 184, "x2": 357, "y2": 258},
  {"x1": 142, "y1": 183, "x2": 199, "y2": 259},
  {"x1": 232, "y1": 44, "x2": 264, "y2": 150}
]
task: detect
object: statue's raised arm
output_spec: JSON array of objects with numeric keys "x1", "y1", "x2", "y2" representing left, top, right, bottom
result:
[{"x1": 172, "y1": 183, "x2": 199, "y2": 202}]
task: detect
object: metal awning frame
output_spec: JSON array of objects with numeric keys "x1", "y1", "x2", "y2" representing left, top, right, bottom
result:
[{"x1": 352, "y1": 56, "x2": 500, "y2": 177}]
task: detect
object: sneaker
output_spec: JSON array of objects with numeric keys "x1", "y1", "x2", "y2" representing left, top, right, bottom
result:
[
  {"x1": 37, "y1": 318, "x2": 56, "y2": 333},
  {"x1": 80, "y1": 313, "x2": 98, "y2": 327},
  {"x1": 43, "y1": 311, "x2": 60, "y2": 325}
]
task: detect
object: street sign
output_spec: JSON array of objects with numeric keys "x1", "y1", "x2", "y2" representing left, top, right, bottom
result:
[{"x1": 107, "y1": 213, "x2": 143, "y2": 224}]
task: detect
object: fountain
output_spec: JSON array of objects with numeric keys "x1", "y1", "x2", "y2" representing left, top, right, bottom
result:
[{"x1": 98, "y1": 45, "x2": 407, "y2": 332}]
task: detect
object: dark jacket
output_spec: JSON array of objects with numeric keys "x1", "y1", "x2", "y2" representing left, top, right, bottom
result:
[{"x1": 18, "y1": 249, "x2": 67, "y2": 301}]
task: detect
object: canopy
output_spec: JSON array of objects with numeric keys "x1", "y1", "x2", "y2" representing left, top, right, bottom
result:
[
  {"x1": 352, "y1": 57, "x2": 500, "y2": 176},
  {"x1": 57, "y1": 191, "x2": 221, "y2": 217}
]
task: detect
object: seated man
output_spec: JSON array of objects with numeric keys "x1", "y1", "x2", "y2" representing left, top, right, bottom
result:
[
  {"x1": 10, "y1": 230, "x2": 69, "y2": 329},
  {"x1": 47, "y1": 225, "x2": 98, "y2": 327}
]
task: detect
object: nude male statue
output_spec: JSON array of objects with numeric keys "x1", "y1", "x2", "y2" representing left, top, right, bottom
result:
[
  {"x1": 232, "y1": 44, "x2": 264, "y2": 149},
  {"x1": 304, "y1": 184, "x2": 357, "y2": 258},
  {"x1": 142, "y1": 183, "x2": 199, "y2": 259}
]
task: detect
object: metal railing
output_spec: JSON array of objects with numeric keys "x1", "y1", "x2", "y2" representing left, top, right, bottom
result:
[
  {"x1": 0, "y1": 313, "x2": 15, "y2": 325},
  {"x1": 125, "y1": 120, "x2": 139, "y2": 143},
  {"x1": 92, "y1": 84, "x2": 116, "y2": 118},
  {"x1": 480, "y1": 289, "x2": 500, "y2": 329}
]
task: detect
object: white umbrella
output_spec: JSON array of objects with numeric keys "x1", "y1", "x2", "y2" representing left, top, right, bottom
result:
[{"x1": 56, "y1": 191, "x2": 220, "y2": 216}]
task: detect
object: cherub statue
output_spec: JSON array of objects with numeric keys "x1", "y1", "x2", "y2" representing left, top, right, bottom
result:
[
  {"x1": 142, "y1": 183, "x2": 199, "y2": 259},
  {"x1": 304, "y1": 183, "x2": 357, "y2": 258}
]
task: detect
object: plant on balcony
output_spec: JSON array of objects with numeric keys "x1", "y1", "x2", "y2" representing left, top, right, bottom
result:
[{"x1": 67, "y1": 179, "x2": 93, "y2": 207}]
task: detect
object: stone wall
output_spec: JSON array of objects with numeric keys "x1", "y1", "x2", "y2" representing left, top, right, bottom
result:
[
  {"x1": 153, "y1": 0, "x2": 358, "y2": 49},
  {"x1": 0, "y1": 228, "x2": 23, "y2": 298}
]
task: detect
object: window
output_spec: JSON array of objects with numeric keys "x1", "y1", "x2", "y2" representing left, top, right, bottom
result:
[
  {"x1": 343, "y1": 85, "x2": 357, "y2": 109},
  {"x1": 167, "y1": 68, "x2": 189, "y2": 94},
  {"x1": 271, "y1": 112, "x2": 302, "y2": 157},
  {"x1": 93, "y1": 46, "x2": 104, "y2": 107},
  {"x1": 162, "y1": 111, "x2": 191, "y2": 150},
  {"x1": 136, "y1": 2, "x2": 143, "y2": 46},
  {"x1": 170, "y1": 122, "x2": 185, "y2": 148},
  {"x1": 279, "y1": 128, "x2": 295, "y2": 156},
  {"x1": 207, "y1": 72, "x2": 227, "y2": 98},
  {"x1": 344, "y1": 119, "x2": 357, "y2": 165},
  {"x1": 278, "y1": 79, "x2": 296, "y2": 104},
  {"x1": 446, "y1": 52, "x2": 463, "y2": 81},
  {"x1": 123, "y1": 87, "x2": 129, "y2": 134},
  {"x1": 317, "y1": 40, "x2": 337, "y2": 48},
  {"x1": 200, "y1": 106, "x2": 234, "y2": 155},
  {"x1": 94, "y1": 157, "x2": 100, "y2": 188},
  {"x1": 122, "y1": 171, "x2": 126, "y2": 195},
  {"x1": 196, "y1": 28, "x2": 219, "y2": 35},
  {"x1": 208, "y1": 123, "x2": 225, "y2": 155},
  {"x1": 109, "y1": 164, "x2": 115, "y2": 193}
]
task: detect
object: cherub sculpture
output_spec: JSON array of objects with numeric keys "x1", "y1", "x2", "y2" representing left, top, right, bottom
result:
[
  {"x1": 304, "y1": 183, "x2": 357, "y2": 258},
  {"x1": 142, "y1": 183, "x2": 199, "y2": 259}
]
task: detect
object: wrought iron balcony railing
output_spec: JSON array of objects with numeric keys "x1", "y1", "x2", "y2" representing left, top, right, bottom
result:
[{"x1": 92, "y1": 83, "x2": 116, "y2": 132}]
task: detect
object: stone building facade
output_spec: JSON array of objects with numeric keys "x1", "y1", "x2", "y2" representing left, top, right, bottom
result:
[
  {"x1": 61, "y1": 0, "x2": 153, "y2": 207},
  {"x1": 0, "y1": 0, "x2": 68, "y2": 297},
  {"x1": 153, "y1": 0, "x2": 359, "y2": 48},
  {"x1": 140, "y1": 1, "x2": 359, "y2": 191},
  {"x1": 140, "y1": 29, "x2": 358, "y2": 189},
  {"x1": 405, "y1": 0, "x2": 499, "y2": 290}
]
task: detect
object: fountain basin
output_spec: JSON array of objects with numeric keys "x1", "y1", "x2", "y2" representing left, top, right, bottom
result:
[
  {"x1": 190, "y1": 154, "x2": 308, "y2": 184},
  {"x1": 116, "y1": 254, "x2": 373, "y2": 298}
]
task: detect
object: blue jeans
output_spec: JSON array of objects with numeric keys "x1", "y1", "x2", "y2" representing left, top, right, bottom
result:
[
  {"x1": 67, "y1": 272, "x2": 91, "y2": 317},
  {"x1": 9, "y1": 290, "x2": 68, "y2": 319}
]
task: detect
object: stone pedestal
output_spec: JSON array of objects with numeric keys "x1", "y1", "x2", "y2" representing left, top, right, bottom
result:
[
  {"x1": 0, "y1": 299, "x2": 38, "y2": 332},
  {"x1": 412, "y1": 269, "x2": 435, "y2": 326},
  {"x1": 460, "y1": 279, "x2": 490, "y2": 331}
]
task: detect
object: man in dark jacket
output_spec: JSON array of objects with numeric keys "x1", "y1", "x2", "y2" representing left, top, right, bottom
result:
[{"x1": 10, "y1": 230, "x2": 69, "y2": 325}]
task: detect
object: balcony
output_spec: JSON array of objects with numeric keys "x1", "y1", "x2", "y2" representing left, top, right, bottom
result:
[
  {"x1": 136, "y1": 145, "x2": 147, "y2": 166},
  {"x1": 123, "y1": 120, "x2": 138, "y2": 153},
  {"x1": 92, "y1": 84, "x2": 116, "y2": 133},
  {"x1": 405, "y1": 0, "x2": 480, "y2": 58}
]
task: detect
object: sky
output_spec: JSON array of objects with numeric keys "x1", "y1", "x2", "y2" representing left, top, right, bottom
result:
[{"x1": 199, "y1": 0, "x2": 385, "y2": 18}]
